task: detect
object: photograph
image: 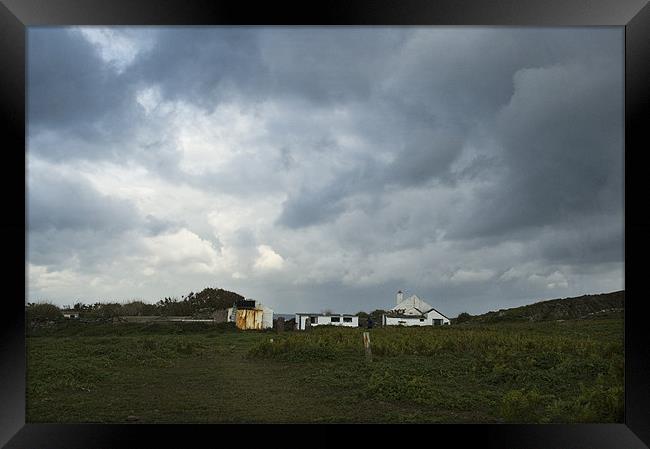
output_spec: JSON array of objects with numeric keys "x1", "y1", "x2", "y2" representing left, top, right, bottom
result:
[{"x1": 25, "y1": 25, "x2": 624, "y2": 424}]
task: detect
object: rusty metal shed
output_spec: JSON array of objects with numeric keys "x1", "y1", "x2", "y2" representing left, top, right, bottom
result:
[{"x1": 235, "y1": 308, "x2": 264, "y2": 330}]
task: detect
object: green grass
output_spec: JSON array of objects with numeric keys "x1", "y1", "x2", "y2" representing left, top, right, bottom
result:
[{"x1": 26, "y1": 318, "x2": 623, "y2": 423}]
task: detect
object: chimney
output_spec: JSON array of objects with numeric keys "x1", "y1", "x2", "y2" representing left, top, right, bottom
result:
[{"x1": 396, "y1": 290, "x2": 404, "y2": 305}]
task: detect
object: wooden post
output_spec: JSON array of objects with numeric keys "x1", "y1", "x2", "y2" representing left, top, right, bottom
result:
[
  {"x1": 276, "y1": 317, "x2": 285, "y2": 333},
  {"x1": 363, "y1": 332, "x2": 372, "y2": 362}
]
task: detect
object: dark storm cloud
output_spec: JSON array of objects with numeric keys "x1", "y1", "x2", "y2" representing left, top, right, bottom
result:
[
  {"x1": 27, "y1": 158, "x2": 180, "y2": 271},
  {"x1": 535, "y1": 214, "x2": 624, "y2": 265},
  {"x1": 27, "y1": 165, "x2": 140, "y2": 233},
  {"x1": 273, "y1": 29, "x2": 622, "y2": 231},
  {"x1": 277, "y1": 182, "x2": 350, "y2": 228},
  {"x1": 276, "y1": 130, "x2": 463, "y2": 230},
  {"x1": 129, "y1": 28, "x2": 268, "y2": 110},
  {"x1": 28, "y1": 28, "x2": 119, "y2": 130},
  {"x1": 257, "y1": 28, "x2": 409, "y2": 105},
  {"x1": 276, "y1": 123, "x2": 466, "y2": 229},
  {"x1": 449, "y1": 59, "x2": 623, "y2": 240},
  {"x1": 385, "y1": 129, "x2": 464, "y2": 187},
  {"x1": 28, "y1": 28, "x2": 144, "y2": 161}
]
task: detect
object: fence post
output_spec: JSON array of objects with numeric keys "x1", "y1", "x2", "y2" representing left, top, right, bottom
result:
[{"x1": 363, "y1": 331, "x2": 372, "y2": 362}]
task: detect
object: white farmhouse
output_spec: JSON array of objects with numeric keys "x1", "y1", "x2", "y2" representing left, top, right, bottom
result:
[
  {"x1": 295, "y1": 313, "x2": 359, "y2": 330},
  {"x1": 382, "y1": 290, "x2": 450, "y2": 326}
]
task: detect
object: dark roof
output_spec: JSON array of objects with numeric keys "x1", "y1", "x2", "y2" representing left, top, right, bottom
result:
[
  {"x1": 384, "y1": 313, "x2": 427, "y2": 319},
  {"x1": 425, "y1": 307, "x2": 450, "y2": 321},
  {"x1": 388, "y1": 307, "x2": 427, "y2": 318},
  {"x1": 235, "y1": 299, "x2": 256, "y2": 309},
  {"x1": 387, "y1": 307, "x2": 450, "y2": 321}
]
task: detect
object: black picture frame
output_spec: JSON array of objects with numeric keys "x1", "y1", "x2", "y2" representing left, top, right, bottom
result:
[{"x1": 2, "y1": 0, "x2": 648, "y2": 447}]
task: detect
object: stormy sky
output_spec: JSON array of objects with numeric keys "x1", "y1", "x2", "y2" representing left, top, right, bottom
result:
[{"x1": 26, "y1": 27, "x2": 624, "y2": 316}]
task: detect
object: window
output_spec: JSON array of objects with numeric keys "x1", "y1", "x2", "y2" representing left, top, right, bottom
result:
[
  {"x1": 420, "y1": 318, "x2": 425, "y2": 322},
  {"x1": 310, "y1": 316, "x2": 317, "y2": 324},
  {"x1": 433, "y1": 319, "x2": 442, "y2": 326},
  {"x1": 331, "y1": 316, "x2": 340, "y2": 323},
  {"x1": 343, "y1": 317, "x2": 352, "y2": 323}
]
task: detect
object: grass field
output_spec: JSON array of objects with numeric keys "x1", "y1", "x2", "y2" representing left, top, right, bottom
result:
[{"x1": 26, "y1": 317, "x2": 623, "y2": 423}]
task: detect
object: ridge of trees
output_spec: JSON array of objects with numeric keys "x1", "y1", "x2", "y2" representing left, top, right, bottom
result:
[{"x1": 26, "y1": 287, "x2": 246, "y2": 323}]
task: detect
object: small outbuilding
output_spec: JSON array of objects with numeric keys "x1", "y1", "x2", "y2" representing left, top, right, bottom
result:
[
  {"x1": 227, "y1": 299, "x2": 274, "y2": 330},
  {"x1": 295, "y1": 313, "x2": 359, "y2": 330}
]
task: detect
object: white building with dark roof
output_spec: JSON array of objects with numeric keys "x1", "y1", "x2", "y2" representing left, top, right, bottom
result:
[
  {"x1": 382, "y1": 290, "x2": 450, "y2": 326},
  {"x1": 295, "y1": 313, "x2": 359, "y2": 330}
]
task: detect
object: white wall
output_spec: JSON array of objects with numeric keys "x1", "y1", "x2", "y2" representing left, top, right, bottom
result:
[
  {"x1": 296, "y1": 315, "x2": 358, "y2": 330},
  {"x1": 384, "y1": 316, "x2": 430, "y2": 327},
  {"x1": 426, "y1": 309, "x2": 451, "y2": 325},
  {"x1": 384, "y1": 313, "x2": 450, "y2": 326},
  {"x1": 260, "y1": 304, "x2": 274, "y2": 329}
]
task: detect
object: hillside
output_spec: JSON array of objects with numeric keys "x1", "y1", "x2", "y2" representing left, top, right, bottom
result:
[{"x1": 455, "y1": 291, "x2": 624, "y2": 324}]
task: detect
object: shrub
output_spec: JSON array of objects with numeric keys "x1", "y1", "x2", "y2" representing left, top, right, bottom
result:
[
  {"x1": 26, "y1": 302, "x2": 63, "y2": 324},
  {"x1": 365, "y1": 370, "x2": 430, "y2": 404},
  {"x1": 500, "y1": 389, "x2": 554, "y2": 422}
]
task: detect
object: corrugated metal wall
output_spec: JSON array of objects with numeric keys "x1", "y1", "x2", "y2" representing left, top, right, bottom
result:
[{"x1": 235, "y1": 309, "x2": 264, "y2": 330}]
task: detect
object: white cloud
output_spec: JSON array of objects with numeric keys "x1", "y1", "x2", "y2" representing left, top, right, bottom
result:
[
  {"x1": 28, "y1": 263, "x2": 80, "y2": 293},
  {"x1": 143, "y1": 228, "x2": 222, "y2": 274},
  {"x1": 254, "y1": 245, "x2": 284, "y2": 271},
  {"x1": 528, "y1": 270, "x2": 569, "y2": 289},
  {"x1": 450, "y1": 268, "x2": 495, "y2": 283},
  {"x1": 135, "y1": 85, "x2": 162, "y2": 114},
  {"x1": 76, "y1": 27, "x2": 154, "y2": 73},
  {"x1": 174, "y1": 101, "x2": 267, "y2": 176}
]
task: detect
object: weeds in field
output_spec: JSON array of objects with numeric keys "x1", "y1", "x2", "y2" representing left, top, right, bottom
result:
[
  {"x1": 246, "y1": 323, "x2": 623, "y2": 422},
  {"x1": 27, "y1": 318, "x2": 623, "y2": 423}
]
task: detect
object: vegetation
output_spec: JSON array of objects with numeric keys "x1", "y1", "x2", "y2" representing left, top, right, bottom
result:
[
  {"x1": 27, "y1": 316, "x2": 623, "y2": 423},
  {"x1": 452, "y1": 291, "x2": 623, "y2": 324},
  {"x1": 356, "y1": 309, "x2": 388, "y2": 328},
  {"x1": 26, "y1": 302, "x2": 63, "y2": 328},
  {"x1": 27, "y1": 287, "x2": 245, "y2": 324}
]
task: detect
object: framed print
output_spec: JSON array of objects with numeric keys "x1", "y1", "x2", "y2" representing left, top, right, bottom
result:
[{"x1": 2, "y1": 0, "x2": 649, "y2": 447}]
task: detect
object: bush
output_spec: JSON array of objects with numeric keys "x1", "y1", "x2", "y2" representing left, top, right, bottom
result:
[
  {"x1": 365, "y1": 370, "x2": 430, "y2": 404},
  {"x1": 500, "y1": 389, "x2": 553, "y2": 422},
  {"x1": 545, "y1": 378, "x2": 624, "y2": 423},
  {"x1": 26, "y1": 302, "x2": 63, "y2": 324}
]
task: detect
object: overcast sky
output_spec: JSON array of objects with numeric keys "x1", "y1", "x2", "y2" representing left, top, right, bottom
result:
[{"x1": 26, "y1": 27, "x2": 624, "y2": 316}]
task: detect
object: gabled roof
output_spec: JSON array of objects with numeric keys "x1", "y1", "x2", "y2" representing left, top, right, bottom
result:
[
  {"x1": 423, "y1": 307, "x2": 450, "y2": 321},
  {"x1": 392, "y1": 294, "x2": 433, "y2": 312},
  {"x1": 391, "y1": 294, "x2": 449, "y2": 320}
]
